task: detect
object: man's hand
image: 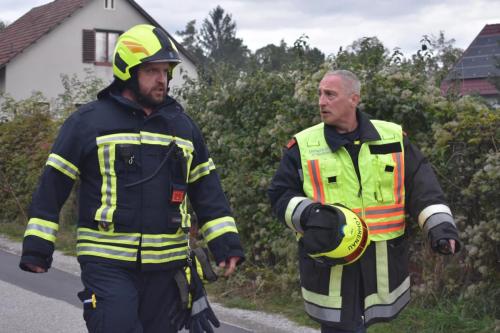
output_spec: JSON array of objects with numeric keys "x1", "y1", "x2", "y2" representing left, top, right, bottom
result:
[
  {"x1": 448, "y1": 239, "x2": 456, "y2": 254},
  {"x1": 218, "y1": 256, "x2": 240, "y2": 277},
  {"x1": 23, "y1": 263, "x2": 47, "y2": 273},
  {"x1": 435, "y1": 239, "x2": 457, "y2": 255}
]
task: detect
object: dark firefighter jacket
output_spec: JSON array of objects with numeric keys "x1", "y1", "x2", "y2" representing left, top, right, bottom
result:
[
  {"x1": 20, "y1": 86, "x2": 244, "y2": 272},
  {"x1": 268, "y1": 110, "x2": 460, "y2": 328}
]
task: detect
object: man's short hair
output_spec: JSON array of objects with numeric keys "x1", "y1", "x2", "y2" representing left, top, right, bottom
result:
[{"x1": 324, "y1": 70, "x2": 361, "y2": 95}]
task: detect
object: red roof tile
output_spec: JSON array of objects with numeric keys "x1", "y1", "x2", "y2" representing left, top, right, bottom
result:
[
  {"x1": 480, "y1": 23, "x2": 500, "y2": 36},
  {"x1": 0, "y1": 0, "x2": 90, "y2": 67},
  {"x1": 441, "y1": 78, "x2": 499, "y2": 96}
]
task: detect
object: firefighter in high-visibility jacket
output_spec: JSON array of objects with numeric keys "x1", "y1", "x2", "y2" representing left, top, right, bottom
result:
[
  {"x1": 19, "y1": 24, "x2": 244, "y2": 333},
  {"x1": 268, "y1": 70, "x2": 460, "y2": 333}
]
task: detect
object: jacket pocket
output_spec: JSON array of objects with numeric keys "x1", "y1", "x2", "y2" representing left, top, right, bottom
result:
[
  {"x1": 374, "y1": 155, "x2": 395, "y2": 203},
  {"x1": 387, "y1": 236, "x2": 409, "y2": 289},
  {"x1": 298, "y1": 251, "x2": 332, "y2": 295},
  {"x1": 114, "y1": 144, "x2": 141, "y2": 177},
  {"x1": 77, "y1": 288, "x2": 104, "y2": 333}
]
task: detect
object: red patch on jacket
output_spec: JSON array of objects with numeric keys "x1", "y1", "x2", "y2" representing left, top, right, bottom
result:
[
  {"x1": 171, "y1": 190, "x2": 186, "y2": 203},
  {"x1": 286, "y1": 138, "x2": 297, "y2": 149}
]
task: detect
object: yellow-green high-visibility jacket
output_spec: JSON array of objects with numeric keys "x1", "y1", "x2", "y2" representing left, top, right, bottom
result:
[
  {"x1": 295, "y1": 120, "x2": 406, "y2": 241},
  {"x1": 20, "y1": 87, "x2": 244, "y2": 272},
  {"x1": 268, "y1": 111, "x2": 460, "y2": 328}
]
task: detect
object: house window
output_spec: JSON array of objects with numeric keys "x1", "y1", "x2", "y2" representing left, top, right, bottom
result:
[
  {"x1": 82, "y1": 30, "x2": 121, "y2": 65},
  {"x1": 104, "y1": 0, "x2": 115, "y2": 10},
  {"x1": 95, "y1": 31, "x2": 119, "y2": 63}
]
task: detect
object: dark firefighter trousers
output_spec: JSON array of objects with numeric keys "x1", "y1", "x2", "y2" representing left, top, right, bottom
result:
[{"x1": 79, "y1": 262, "x2": 180, "y2": 333}]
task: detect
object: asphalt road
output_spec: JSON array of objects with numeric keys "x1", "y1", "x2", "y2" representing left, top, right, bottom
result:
[{"x1": 0, "y1": 249, "x2": 252, "y2": 333}]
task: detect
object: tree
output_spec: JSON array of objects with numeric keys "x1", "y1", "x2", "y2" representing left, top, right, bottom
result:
[
  {"x1": 199, "y1": 6, "x2": 249, "y2": 69},
  {"x1": 332, "y1": 36, "x2": 389, "y2": 80},
  {"x1": 176, "y1": 19, "x2": 205, "y2": 65},
  {"x1": 289, "y1": 35, "x2": 325, "y2": 71},
  {"x1": 252, "y1": 37, "x2": 325, "y2": 73},
  {"x1": 253, "y1": 41, "x2": 291, "y2": 72},
  {"x1": 0, "y1": 20, "x2": 7, "y2": 31},
  {"x1": 416, "y1": 32, "x2": 463, "y2": 86}
]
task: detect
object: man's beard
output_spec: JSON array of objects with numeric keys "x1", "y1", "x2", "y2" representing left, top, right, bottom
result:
[{"x1": 136, "y1": 89, "x2": 166, "y2": 109}]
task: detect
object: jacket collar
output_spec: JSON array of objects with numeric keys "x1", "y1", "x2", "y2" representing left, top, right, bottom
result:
[
  {"x1": 97, "y1": 80, "x2": 181, "y2": 119},
  {"x1": 323, "y1": 110, "x2": 380, "y2": 152}
]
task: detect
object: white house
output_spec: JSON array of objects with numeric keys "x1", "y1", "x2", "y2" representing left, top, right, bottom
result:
[{"x1": 0, "y1": 0, "x2": 198, "y2": 108}]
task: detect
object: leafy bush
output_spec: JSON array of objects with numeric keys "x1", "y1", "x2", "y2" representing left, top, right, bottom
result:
[{"x1": 0, "y1": 99, "x2": 57, "y2": 223}]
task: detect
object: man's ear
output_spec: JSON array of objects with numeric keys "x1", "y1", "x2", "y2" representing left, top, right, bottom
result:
[{"x1": 350, "y1": 93, "x2": 360, "y2": 107}]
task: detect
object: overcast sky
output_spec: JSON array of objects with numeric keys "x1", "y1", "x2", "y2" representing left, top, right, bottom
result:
[{"x1": 2, "y1": 0, "x2": 499, "y2": 57}]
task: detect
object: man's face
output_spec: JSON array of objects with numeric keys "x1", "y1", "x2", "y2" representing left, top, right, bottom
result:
[
  {"x1": 136, "y1": 62, "x2": 170, "y2": 106},
  {"x1": 318, "y1": 75, "x2": 359, "y2": 126}
]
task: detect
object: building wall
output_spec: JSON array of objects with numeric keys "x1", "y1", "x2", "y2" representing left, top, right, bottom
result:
[
  {"x1": 4, "y1": 0, "x2": 197, "y2": 105},
  {"x1": 0, "y1": 67, "x2": 5, "y2": 94}
]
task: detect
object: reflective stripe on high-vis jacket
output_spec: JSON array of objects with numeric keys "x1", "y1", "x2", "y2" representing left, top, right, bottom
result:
[
  {"x1": 307, "y1": 159, "x2": 326, "y2": 203},
  {"x1": 295, "y1": 120, "x2": 406, "y2": 242},
  {"x1": 284, "y1": 196, "x2": 314, "y2": 234},
  {"x1": 46, "y1": 153, "x2": 79, "y2": 180},
  {"x1": 140, "y1": 247, "x2": 188, "y2": 264},
  {"x1": 302, "y1": 265, "x2": 343, "y2": 322},
  {"x1": 364, "y1": 241, "x2": 410, "y2": 324},
  {"x1": 200, "y1": 216, "x2": 238, "y2": 242},
  {"x1": 352, "y1": 204, "x2": 405, "y2": 236},
  {"x1": 77, "y1": 227, "x2": 140, "y2": 261},
  {"x1": 24, "y1": 218, "x2": 59, "y2": 243},
  {"x1": 77, "y1": 228, "x2": 189, "y2": 264},
  {"x1": 418, "y1": 204, "x2": 455, "y2": 237},
  {"x1": 189, "y1": 158, "x2": 216, "y2": 183},
  {"x1": 141, "y1": 230, "x2": 188, "y2": 247}
]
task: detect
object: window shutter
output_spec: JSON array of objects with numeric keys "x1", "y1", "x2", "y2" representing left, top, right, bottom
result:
[{"x1": 82, "y1": 29, "x2": 95, "y2": 63}]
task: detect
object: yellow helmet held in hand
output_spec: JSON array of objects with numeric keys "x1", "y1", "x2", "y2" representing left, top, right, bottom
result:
[
  {"x1": 113, "y1": 24, "x2": 181, "y2": 81},
  {"x1": 304, "y1": 204, "x2": 370, "y2": 266}
]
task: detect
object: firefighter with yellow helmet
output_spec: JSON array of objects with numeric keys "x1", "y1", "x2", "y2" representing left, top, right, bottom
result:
[
  {"x1": 268, "y1": 70, "x2": 461, "y2": 332},
  {"x1": 19, "y1": 24, "x2": 244, "y2": 332}
]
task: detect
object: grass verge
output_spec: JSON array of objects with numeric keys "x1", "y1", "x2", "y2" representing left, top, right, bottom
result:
[{"x1": 207, "y1": 270, "x2": 496, "y2": 333}]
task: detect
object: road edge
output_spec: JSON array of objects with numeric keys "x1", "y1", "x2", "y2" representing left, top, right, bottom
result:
[{"x1": 0, "y1": 234, "x2": 317, "y2": 333}]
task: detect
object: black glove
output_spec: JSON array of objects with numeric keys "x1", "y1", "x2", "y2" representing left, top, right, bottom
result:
[
  {"x1": 428, "y1": 221, "x2": 461, "y2": 255},
  {"x1": 301, "y1": 205, "x2": 343, "y2": 255},
  {"x1": 167, "y1": 248, "x2": 220, "y2": 332},
  {"x1": 188, "y1": 267, "x2": 220, "y2": 333},
  {"x1": 167, "y1": 268, "x2": 191, "y2": 331}
]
